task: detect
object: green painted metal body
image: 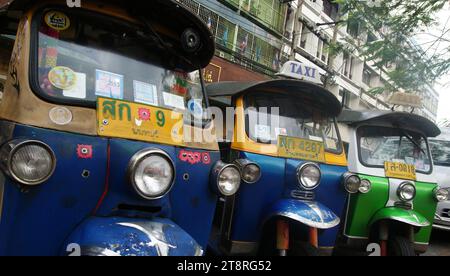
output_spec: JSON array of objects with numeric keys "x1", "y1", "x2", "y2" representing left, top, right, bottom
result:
[{"x1": 344, "y1": 174, "x2": 437, "y2": 244}]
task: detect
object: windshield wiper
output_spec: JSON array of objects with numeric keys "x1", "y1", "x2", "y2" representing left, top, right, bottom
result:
[
  {"x1": 401, "y1": 130, "x2": 426, "y2": 155},
  {"x1": 139, "y1": 17, "x2": 194, "y2": 68}
]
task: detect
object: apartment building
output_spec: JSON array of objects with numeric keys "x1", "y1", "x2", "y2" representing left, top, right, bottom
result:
[{"x1": 179, "y1": 0, "x2": 440, "y2": 122}]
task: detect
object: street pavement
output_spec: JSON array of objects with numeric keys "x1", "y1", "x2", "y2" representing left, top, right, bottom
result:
[{"x1": 423, "y1": 229, "x2": 450, "y2": 256}]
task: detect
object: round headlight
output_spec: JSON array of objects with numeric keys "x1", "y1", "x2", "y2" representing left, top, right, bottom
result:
[
  {"x1": 241, "y1": 163, "x2": 261, "y2": 184},
  {"x1": 128, "y1": 149, "x2": 175, "y2": 200},
  {"x1": 434, "y1": 188, "x2": 449, "y2": 202},
  {"x1": 359, "y1": 179, "x2": 372, "y2": 194},
  {"x1": 217, "y1": 165, "x2": 241, "y2": 196},
  {"x1": 0, "y1": 140, "x2": 56, "y2": 186},
  {"x1": 297, "y1": 163, "x2": 321, "y2": 190},
  {"x1": 397, "y1": 182, "x2": 416, "y2": 202},
  {"x1": 342, "y1": 173, "x2": 361, "y2": 194}
]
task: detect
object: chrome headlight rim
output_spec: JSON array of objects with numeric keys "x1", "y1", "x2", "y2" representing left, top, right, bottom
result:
[
  {"x1": 2, "y1": 140, "x2": 57, "y2": 186},
  {"x1": 297, "y1": 163, "x2": 322, "y2": 191},
  {"x1": 211, "y1": 161, "x2": 241, "y2": 197},
  {"x1": 359, "y1": 179, "x2": 372, "y2": 194},
  {"x1": 235, "y1": 159, "x2": 261, "y2": 184},
  {"x1": 434, "y1": 188, "x2": 449, "y2": 203},
  {"x1": 397, "y1": 182, "x2": 417, "y2": 202},
  {"x1": 127, "y1": 148, "x2": 176, "y2": 200},
  {"x1": 342, "y1": 173, "x2": 361, "y2": 194}
]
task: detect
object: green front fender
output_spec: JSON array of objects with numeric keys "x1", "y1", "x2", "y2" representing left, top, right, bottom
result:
[{"x1": 369, "y1": 208, "x2": 430, "y2": 228}]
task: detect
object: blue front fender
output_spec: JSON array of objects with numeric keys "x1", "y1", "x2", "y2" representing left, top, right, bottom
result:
[
  {"x1": 265, "y1": 199, "x2": 340, "y2": 229},
  {"x1": 63, "y1": 217, "x2": 203, "y2": 256}
]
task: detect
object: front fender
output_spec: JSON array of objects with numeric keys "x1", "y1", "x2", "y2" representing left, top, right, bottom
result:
[
  {"x1": 264, "y1": 199, "x2": 340, "y2": 229},
  {"x1": 369, "y1": 208, "x2": 430, "y2": 228},
  {"x1": 63, "y1": 217, "x2": 203, "y2": 256}
]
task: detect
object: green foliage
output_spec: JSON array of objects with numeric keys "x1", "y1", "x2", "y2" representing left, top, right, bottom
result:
[{"x1": 331, "y1": 0, "x2": 448, "y2": 95}]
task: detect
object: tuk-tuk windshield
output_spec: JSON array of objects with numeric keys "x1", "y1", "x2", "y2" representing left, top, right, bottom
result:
[
  {"x1": 358, "y1": 126, "x2": 432, "y2": 173},
  {"x1": 36, "y1": 9, "x2": 206, "y2": 117},
  {"x1": 429, "y1": 140, "x2": 450, "y2": 167},
  {"x1": 244, "y1": 92, "x2": 342, "y2": 153}
]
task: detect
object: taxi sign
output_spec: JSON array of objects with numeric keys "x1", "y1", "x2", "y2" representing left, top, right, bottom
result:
[
  {"x1": 277, "y1": 61, "x2": 323, "y2": 85},
  {"x1": 278, "y1": 136, "x2": 326, "y2": 163},
  {"x1": 384, "y1": 162, "x2": 417, "y2": 181}
]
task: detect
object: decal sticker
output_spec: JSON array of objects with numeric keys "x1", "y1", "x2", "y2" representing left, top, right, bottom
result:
[
  {"x1": 202, "y1": 152, "x2": 211, "y2": 165},
  {"x1": 278, "y1": 136, "x2": 326, "y2": 163},
  {"x1": 384, "y1": 162, "x2": 417, "y2": 181},
  {"x1": 63, "y1": 72, "x2": 86, "y2": 99},
  {"x1": 45, "y1": 11, "x2": 71, "y2": 31},
  {"x1": 275, "y1": 127, "x2": 287, "y2": 138},
  {"x1": 187, "y1": 99, "x2": 204, "y2": 119},
  {"x1": 48, "y1": 66, "x2": 77, "y2": 90},
  {"x1": 163, "y1": 92, "x2": 185, "y2": 110},
  {"x1": 254, "y1": 125, "x2": 272, "y2": 142},
  {"x1": 77, "y1": 145, "x2": 93, "y2": 159},
  {"x1": 179, "y1": 150, "x2": 201, "y2": 165},
  {"x1": 97, "y1": 97, "x2": 184, "y2": 147},
  {"x1": 95, "y1": 70, "x2": 124, "y2": 99},
  {"x1": 49, "y1": 106, "x2": 73, "y2": 126},
  {"x1": 133, "y1": 80, "x2": 158, "y2": 106},
  {"x1": 179, "y1": 150, "x2": 211, "y2": 165}
]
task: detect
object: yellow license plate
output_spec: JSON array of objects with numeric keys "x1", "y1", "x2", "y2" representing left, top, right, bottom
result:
[
  {"x1": 278, "y1": 136, "x2": 326, "y2": 163},
  {"x1": 97, "y1": 97, "x2": 184, "y2": 146},
  {"x1": 384, "y1": 162, "x2": 417, "y2": 181}
]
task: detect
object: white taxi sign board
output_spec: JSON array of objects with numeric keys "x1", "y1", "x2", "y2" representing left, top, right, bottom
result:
[{"x1": 277, "y1": 61, "x2": 323, "y2": 85}]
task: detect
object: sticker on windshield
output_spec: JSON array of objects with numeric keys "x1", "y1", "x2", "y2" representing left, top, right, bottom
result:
[
  {"x1": 45, "y1": 11, "x2": 71, "y2": 31},
  {"x1": 48, "y1": 66, "x2": 77, "y2": 90},
  {"x1": 187, "y1": 99, "x2": 204, "y2": 119},
  {"x1": 163, "y1": 92, "x2": 185, "y2": 110},
  {"x1": 95, "y1": 70, "x2": 124, "y2": 99},
  {"x1": 278, "y1": 136, "x2": 326, "y2": 163},
  {"x1": 384, "y1": 162, "x2": 417, "y2": 181},
  {"x1": 133, "y1": 80, "x2": 158, "y2": 106},
  {"x1": 63, "y1": 72, "x2": 86, "y2": 99},
  {"x1": 254, "y1": 125, "x2": 272, "y2": 142}
]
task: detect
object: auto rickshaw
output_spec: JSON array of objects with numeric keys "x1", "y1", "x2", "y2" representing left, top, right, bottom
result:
[
  {"x1": 0, "y1": 0, "x2": 240, "y2": 256},
  {"x1": 206, "y1": 79, "x2": 359, "y2": 256},
  {"x1": 336, "y1": 110, "x2": 448, "y2": 256}
]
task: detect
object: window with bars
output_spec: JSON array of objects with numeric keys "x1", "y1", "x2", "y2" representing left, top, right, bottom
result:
[
  {"x1": 222, "y1": 0, "x2": 288, "y2": 34},
  {"x1": 179, "y1": 0, "x2": 282, "y2": 73}
]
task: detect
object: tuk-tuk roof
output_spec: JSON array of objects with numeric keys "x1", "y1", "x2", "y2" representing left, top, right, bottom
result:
[
  {"x1": 206, "y1": 79, "x2": 342, "y2": 117},
  {"x1": 338, "y1": 109, "x2": 441, "y2": 137},
  {"x1": 0, "y1": 0, "x2": 215, "y2": 68}
]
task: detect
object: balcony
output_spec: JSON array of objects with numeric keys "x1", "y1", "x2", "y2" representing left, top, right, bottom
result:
[{"x1": 220, "y1": 0, "x2": 287, "y2": 35}]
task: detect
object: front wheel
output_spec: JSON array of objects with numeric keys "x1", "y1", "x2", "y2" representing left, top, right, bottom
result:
[{"x1": 387, "y1": 236, "x2": 416, "y2": 256}]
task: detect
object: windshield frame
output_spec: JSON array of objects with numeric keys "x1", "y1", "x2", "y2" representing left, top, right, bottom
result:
[
  {"x1": 29, "y1": 6, "x2": 210, "y2": 114},
  {"x1": 356, "y1": 125, "x2": 433, "y2": 175},
  {"x1": 242, "y1": 91, "x2": 344, "y2": 155}
]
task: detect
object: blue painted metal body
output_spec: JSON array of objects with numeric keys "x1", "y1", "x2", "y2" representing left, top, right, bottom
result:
[
  {"x1": 230, "y1": 151, "x2": 348, "y2": 247},
  {"x1": 0, "y1": 123, "x2": 219, "y2": 256},
  {"x1": 64, "y1": 217, "x2": 202, "y2": 256}
]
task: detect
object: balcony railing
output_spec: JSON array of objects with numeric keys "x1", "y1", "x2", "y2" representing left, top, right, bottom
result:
[
  {"x1": 221, "y1": 0, "x2": 287, "y2": 35},
  {"x1": 179, "y1": 0, "x2": 282, "y2": 75}
]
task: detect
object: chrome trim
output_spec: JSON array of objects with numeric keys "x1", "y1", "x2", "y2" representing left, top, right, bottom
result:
[
  {"x1": 0, "y1": 140, "x2": 57, "y2": 186},
  {"x1": 127, "y1": 148, "x2": 176, "y2": 200},
  {"x1": 211, "y1": 161, "x2": 241, "y2": 196},
  {"x1": 433, "y1": 223, "x2": 450, "y2": 231},
  {"x1": 234, "y1": 159, "x2": 261, "y2": 184},
  {"x1": 296, "y1": 162, "x2": 321, "y2": 191},
  {"x1": 397, "y1": 182, "x2": 416, "y2": 202}
]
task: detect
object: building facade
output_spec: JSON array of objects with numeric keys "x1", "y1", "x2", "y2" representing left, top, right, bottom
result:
[{"x1": 179, "y1": 0, "x2": 440, "y2": 123}]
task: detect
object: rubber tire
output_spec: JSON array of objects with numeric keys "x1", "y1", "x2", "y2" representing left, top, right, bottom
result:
[{"x1": 388, "y1": 236, "x2": 416, "y2": 256}]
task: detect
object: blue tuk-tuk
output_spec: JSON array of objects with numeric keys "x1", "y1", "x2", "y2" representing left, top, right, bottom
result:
[
  {"x1": 0, "y1": 0, "x2": 241, "y2": 256},
  {"x1": 207, "y1": 77, "x2": 360, "y2": 255}
]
